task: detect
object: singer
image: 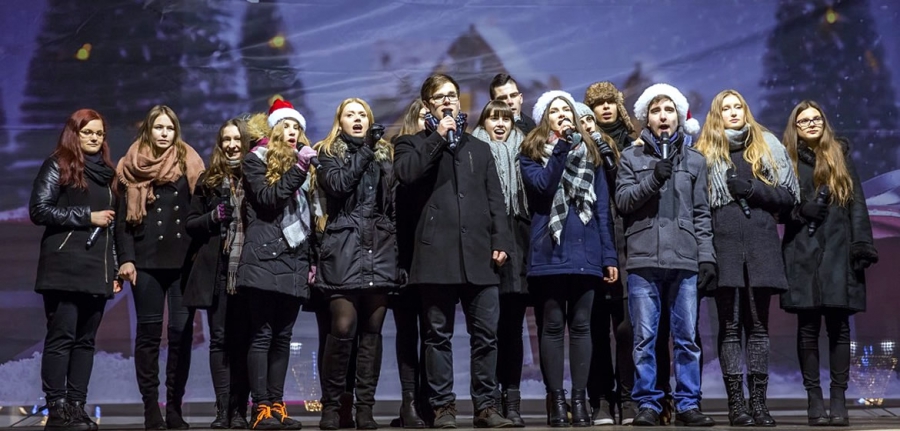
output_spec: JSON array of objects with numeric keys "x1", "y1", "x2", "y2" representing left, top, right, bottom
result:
[
  {"x1": 394, "y1": 73, "x2": 513, "y2": 428},
  {"x1": 780, "y1": 100, "x2": 878, "y2": 427},
  {"x1": 309, "y1": 99, "x2": 401, "y2": 430},
  {"x1": 183, "y1": 118, "x2": 252, "y2": 429},
  {"x1": 695, "y1": 90, "x2": 800, "y2": 427},
  {"x1": 29, "y1": 109, "x2": 118, "y2": 431},
  {"x1": 519, "y1": 91, "x2": 618, "y2": 427}
]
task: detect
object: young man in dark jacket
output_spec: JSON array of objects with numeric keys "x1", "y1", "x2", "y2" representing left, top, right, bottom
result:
[
  {"x1": 394, "y1": 73, "x2": 513, "y2": 429},
  {"x1": 615, "y1": 83, "x2": 715, "y2": 427}
]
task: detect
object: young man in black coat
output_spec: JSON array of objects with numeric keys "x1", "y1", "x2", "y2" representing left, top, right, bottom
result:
[
  {"x1": 489, "y1": 73, "x2": 536, "y2": 135},
  {"x1": 394, "y1": 73, "x2": 513, "y2": 429}
]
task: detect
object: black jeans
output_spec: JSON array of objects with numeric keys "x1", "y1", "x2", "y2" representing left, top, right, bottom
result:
[
  {"x1": 587, "y1": 293, "x2": 630, "y2": 406},
  {"x1": 392, "y1": 289, "x2": 424, "y2": 394},
  {"x1": 715, "y1": 286, "x2": 771, "y2": 375},
  {"x1": 247, "y1": 288, "x2": 302, "y2": 404},
  {"x1": 497, "y1": 293, "x2": 528, "y2": 391},
  {"x1": 534, "y1": 275, "x2": 595, "y2": 391},
  {"x1": 205, "y1": 287, "x2": 251, "y2": 399},
  {"x1": 41, "y1": 292, "x2": 107, "y2": 402},
  {"x1": 420, "y1": 284, "x2": 500, "y2": 411},
  {"x1": 797, "y1": 310, "x2": 851, "y2": 390}
]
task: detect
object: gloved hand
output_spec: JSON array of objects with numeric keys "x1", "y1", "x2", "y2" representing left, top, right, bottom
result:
[
  {"x1": 365, "y1": 123, "x2": 386, "y2": 148},
  {"x1": 211, "y1": 200, "x2": 234, "y2": 224},
  {"x1": 726, "y1": 176, "x2": 754, "y2": 199},
  {"x1": 697, "y1": 262, "x2": 718, "y2": 293},
  {"x1": 799, "y1": 199, "x2": 829, "y2": 223},
  {"x1": 850, "y1": 243, "x2": 879, "y2": 272},
  {"x1": 653, "y1": 159, "x2": 673, "y2": 182},
  {"x1": 297, "y1": 146, "x2": 318, "y2": 172}
]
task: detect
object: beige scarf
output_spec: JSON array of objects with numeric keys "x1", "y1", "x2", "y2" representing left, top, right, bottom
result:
[{"x1": 116, "y1": 141, "x2": 205, "y2": 224}]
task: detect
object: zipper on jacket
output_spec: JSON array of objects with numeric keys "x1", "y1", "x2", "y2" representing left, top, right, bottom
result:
[
  {"x1": 104, "y1": 186, "x2": 112, "y2": 283},
  {"x1": 58, "y1": 231, "x2": 74, "y2": 250}
]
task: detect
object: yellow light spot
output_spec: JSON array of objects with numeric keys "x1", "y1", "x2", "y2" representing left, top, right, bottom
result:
[
  {"x1": 75, "y1": 43, "x2": 92, "y2": 60},
  {"x1": 826, "y1": 8, "x2": 838, "y2": 24},
  {"x1": 268, "y1": 34, "x2": 285, "y2": 49}
]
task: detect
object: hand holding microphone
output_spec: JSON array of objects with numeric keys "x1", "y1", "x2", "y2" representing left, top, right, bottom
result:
[
  {"x1": 212, "y1": 198, "x2": 234, "y2": 224},
  {"x1": 440, "y1": 109, "x2": 458, "y2": 148},
  {"x1": 365, "y1": 123, "x2": 386, "y2": 148},
  {"x1": 591, "y1": 132, "x2": 617, "y2": 171},
  {"x1": 726, "y1": 168, "x2": 752, "y2": 218},
  {"x1": 804, "y1": 185, "x2": 831, "y2": 236},
  {"x1": 297, "y1": 146, "x2": 319, "y2": 172},
  {"x1": 87, "y1": 209, "x2": 115, "y2": 249}
]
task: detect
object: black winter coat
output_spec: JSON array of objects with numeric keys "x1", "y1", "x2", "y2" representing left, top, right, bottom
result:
[
  {"x1": 31, "y1": 157, "x2": 117, "y2": 296},
  {"x1": 183, "y1": 172, "x2": 232, "y2": 308},
  {"x1": 780, "y1": 141, "x2": 876, "y2": 313},
  {"x1": 315, "y1": 141, "x2": 403, "y2": 292},
  {"x1": 236, "y1": 152, "x2": 312, "y2": 299},
  {"x1": 116, "y1": 176, "x2": 193, "y2": 270},
  {"x1": 394, "y1": 131, "x2": 511, "y2": 286}
]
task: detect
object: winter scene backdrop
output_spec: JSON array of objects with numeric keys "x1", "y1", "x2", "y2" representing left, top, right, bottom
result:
[{"x1": 1, "y1": 0, "x2": 900, "y2": 406}]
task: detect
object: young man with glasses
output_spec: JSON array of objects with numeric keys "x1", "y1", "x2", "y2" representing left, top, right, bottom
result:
[
  {"x1": 490, "y1": 74, "x2": 536, "y2": 134},
  {"x1": 394, "y1": 73, "x2": 514, "y2": 429}
]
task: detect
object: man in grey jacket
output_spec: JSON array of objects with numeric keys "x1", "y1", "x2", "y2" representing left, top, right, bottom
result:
[{"x1": 615, "y1": 83, "x2": 716, "y2": 427}]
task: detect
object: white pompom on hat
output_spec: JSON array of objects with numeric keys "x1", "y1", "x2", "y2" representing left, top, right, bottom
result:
[
  {"x1": 532, "y1": 90, "x2": 577, "y2": 123},
  {"x1": 267, "y1": 99, "x2": 307, "y2": 130},
  {"x1": 633, "y1": 83, "x2": 700, "y2": 135}
]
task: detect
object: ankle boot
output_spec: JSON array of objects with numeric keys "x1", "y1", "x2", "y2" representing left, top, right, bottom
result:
[
  {"x1": 501, "y1": 389, "x2": 525, "y2": 427},
  {"x1": 399, "y1": 391, "x2": 425, "y2": 428},
  {"x1": 723, "y1": 374, "x2": 754, "y2": 426},
  {"x1": 806, "y1": 387, "x2": 829, "y2": 426},
  {"x1": 210, "y1": 393, "x2": 230, "y2": 429},
  {"x1": 320, "y1": 335, "x2": 354, "y2": 431},
  {"x1": 570, "y1": 389, "x2": 590, "y2": 427},
  {"x1": 748, "y1": 374, "x2": 775, "y2": 426},
  {"x1": 68, "y1": 401, "x2": 98, "y2": 431},
  {"x1": 355, "y1": 334, "x2": 383, "y2": 429},
  {"x1": 229, "y1": 393, "x2": 249, "y2": 429},
  {"x1": 135, "y1": 323, "x2": 166, "y2": 430},
  {"x1": 829, "y1": 387, "x2": 849, "y2": 426},
  {"x1": 548, "y1": 389, "x2": 569, "y2": 427},
  {"x1": 46, "y1": 398, "x2": 89, "y2": 431}
]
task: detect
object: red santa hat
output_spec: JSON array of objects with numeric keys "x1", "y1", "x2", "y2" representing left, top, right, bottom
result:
[
  {"x1": 267, "y1": 99, "x2": 306, "y2": 130},
  {"x1": 633, "y1": 83, "x2": 700, "y2": 135}
]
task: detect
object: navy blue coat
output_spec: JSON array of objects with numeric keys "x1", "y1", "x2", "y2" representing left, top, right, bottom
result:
[{"x1": 519, "y1": 140, "x2": 617, "y2": 279}]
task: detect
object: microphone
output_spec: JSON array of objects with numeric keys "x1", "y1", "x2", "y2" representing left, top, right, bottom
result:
[
  {"x1": 591, "y1": 132, "x2": 616, "y2": 171},
  {"x1": 86, "y1": 221, "x2": 112, "y2": 249},
  {"x1": 808, "y1": 185, "x2": 831, "y2": 236},
  {"x1": 659, "y1": 132, "x2": 670, "y2": 160},
  {"x1": 309, "y1": 156, "x2": 320, "y2": 168},
  {"x1": 726, "y1": 168, "x2": 751, "y2": 218},
  {"x1": 442, "y1": 108, "x2": 458, "y2": 149}
]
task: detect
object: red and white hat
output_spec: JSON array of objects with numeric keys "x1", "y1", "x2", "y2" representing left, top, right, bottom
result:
[
  {"x1": 267, "y1": 99, "x2": 306, "y2": 130},
  {"x1": 633, "y1": 83, "x2": 700, "y2": 135}
]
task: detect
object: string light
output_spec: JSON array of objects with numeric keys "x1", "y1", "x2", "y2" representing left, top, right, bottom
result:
[{"x1": 269, "y1": 34, "x2": 286, "y2": 49}]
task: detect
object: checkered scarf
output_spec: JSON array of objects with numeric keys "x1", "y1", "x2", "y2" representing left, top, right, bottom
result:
[
  {"x1": 541, "y1": 136, "x2": 596, "y2": 244},
  {"x1": 250, "y1": 146, "x2": 311, "y2": 249},
  {"x1": 222, "y1": 175, "x2": 245, "y2": 294}
]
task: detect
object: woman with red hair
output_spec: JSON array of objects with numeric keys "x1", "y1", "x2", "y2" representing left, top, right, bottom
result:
[{"x1": 30, "y1": 109, "x2": 119, "y2": 431}]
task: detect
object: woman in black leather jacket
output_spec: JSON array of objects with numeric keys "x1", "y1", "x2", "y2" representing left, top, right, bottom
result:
[{"x1": 30, "y1": 109, "x2": 118, "y2": 431}]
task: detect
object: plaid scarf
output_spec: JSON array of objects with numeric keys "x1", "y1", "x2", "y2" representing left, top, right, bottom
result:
[
  {"x1": 223, "y1": 175, "x2": 245, "y2": 294},
  {"x1": 423, "y1": 111, "x2": 468, "y2": 138},
  {"x1": 541, "y1": 135, "x2": 596, "y2": 244}
]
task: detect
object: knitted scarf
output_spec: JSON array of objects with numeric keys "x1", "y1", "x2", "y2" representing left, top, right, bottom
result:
[
  {"x1": 471, "y1": 126, "x2": 527, "y2": 216},
  {"x1": 222, "y1": 167, "x2": 245, "y2": 294},
  {"x1": 423, "y1": 111, "x2": 468, "y2": 139},
  {"x1": 116, "y1": 141, "x2": 204, "y2": 224},
  {"x1": 599, "y1": 119, "x2": 632, "y2": 152},
  {"x1": 707, "y1": 125, "x2": 800, "y2": 209},
  {"x1": 541, "y1": 134, "x2": 596, "y2": 244},
  {"x1": 250, "y1": 145, "x2": 311, "y2": 248}
]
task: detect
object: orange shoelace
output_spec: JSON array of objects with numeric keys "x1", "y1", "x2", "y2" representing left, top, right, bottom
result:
[
  {"x1": 272, "y1": 402, "x2": 291, "y2": 422},
  {"x1": 253, "y1": 404, "x2": 273, "y2": 428}
]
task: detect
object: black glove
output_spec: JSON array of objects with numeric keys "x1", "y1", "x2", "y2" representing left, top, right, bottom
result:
[
  {"x1": 697, "y1": 262, "x2": 718, "y2": 293},
  {"x1": 799, "y1": 199, "x2": 829, "y2": 223},
  {"x1": 365, "y1": 123, "x2": 386, "y2": 148},
  {"x1": 653, "y1": 159, "x2": 674, "y2": 182},
  {"x1": 850, "y1": 242, "x2": 879, "y2": 272},
  {"x1": 726, "y1": 176, "x2": 754, "y2": 199}
]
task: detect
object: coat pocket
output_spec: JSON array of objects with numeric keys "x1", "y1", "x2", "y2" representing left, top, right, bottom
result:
[
  {"x1": 254, "y1": 237, "x2": 287, "y2": 261},
  {"x1": 624, "y1": 218, "x2": 654, "y2": 257},
  {"x1": 674, "y1": 218, "x2": 699, "y2": 260},
  {"x1": 420, "y1": 205, "x2": 437, "y2": 245},
  {"x1": 319, "y1": 224, "x2": 361, "y2": 286}
]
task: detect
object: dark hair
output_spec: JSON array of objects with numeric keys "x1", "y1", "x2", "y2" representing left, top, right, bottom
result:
[
  {"x1": 420, "y1": 74, "x2": 460, "y2": 108},
  {"x1": 203, "y1": 119, "x2": 251, "y2": 189},
  {"x1": 489, "y1": 73, "x2": 518, "y2": 99},
  {"x1": 477, "y1": 100, "x2": 514, "y2": 128},
  {"x1": 53, "y1": 109, "x2": 114, "y2": 189}
]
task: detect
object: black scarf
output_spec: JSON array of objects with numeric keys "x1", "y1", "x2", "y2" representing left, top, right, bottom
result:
[
  {"x1": 339, "y1": 132, "x2": 365, "y2": 149},
  {"x1": 600, "y1": 119, "x2": 632, "y2": 152},
  {"x1": 84, "y1": 152, "x2": 114, "y2": 186},
  {"x1": 798, "y1": 141, "x2": 817, "y2": 167}
]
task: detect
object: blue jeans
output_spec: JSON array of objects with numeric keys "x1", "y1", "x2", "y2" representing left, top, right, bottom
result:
[{"x1": 628, "y1": 268, "x2": 701, "y2": 413}]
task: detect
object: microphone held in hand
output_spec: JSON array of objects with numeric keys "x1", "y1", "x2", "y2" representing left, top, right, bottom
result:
[
  {"x1": 808, "y1": 185, "x2": 831, "y2": 236},
  {"x1": 659, "y1": 132, "x2": 671, "y2": 160},
  {"x1": 591, "y1": 132, "x2": 617, "y2": 171},
  {"x1": 86, "y1": 221, "x2": 112, "y2": 249},
  {"x1": 442, "y1": 109, "x2": 458, "y2": 149},
  {"x1": 726, "y1": 168, "x2": 751, "y2": 218},
  {"x1": 365, "y1": 123, "x2": 386, "y2": 148}
]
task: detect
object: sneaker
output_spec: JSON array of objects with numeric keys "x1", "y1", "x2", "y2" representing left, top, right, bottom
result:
[
  {"x1": 674, "y1": 408, "x2": 716, "y2": 427},
  {"x1": 619, "y1": 401, "x2": 638, "y2": 425},
  {"x1": 251, "y1": 403, "x2": 285, "y2": 430},
  {"x1": 632, "y1": 408, "x2": 660, "y2": 427},
  {"x1": 272, "y1": 402, "x2": 303, "y2": 429},
  {"x1": 473, "y1": 406, "x2": 513, "y2": 428},
  {"x1": 591, "y1": 400, "x2": 614, "y2": 426},
  {"x1": 432, "y1": 403, "x2": 457, "y2": 429}
]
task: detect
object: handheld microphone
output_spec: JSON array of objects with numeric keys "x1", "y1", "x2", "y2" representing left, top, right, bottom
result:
[
  {"x1": 659, "y1": 132, "x2": 671, "y2": 160},
  {"x1": 808, "y1": 185, "x2": 831, "y2": 236},
  {"x1": 591, "y1": 132, "x2": 617, "y2": 171},
  {"x1": 86, "y1": 220, "x2": 113, "y2": 249},
  {"x1": 726, "y1": 168, "x2": 751, "y2": 218},
  {"x1": 442, "y1": 109, "x2": 458, "y2": 149}
]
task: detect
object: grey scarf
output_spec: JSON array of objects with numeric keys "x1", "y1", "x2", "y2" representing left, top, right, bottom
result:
[
  {"x1": 471, "y1": 126, "x2": 527, "y2": 216},
  {"x1": 708, "y1": 125, "x2": 800, "y2": 209}
]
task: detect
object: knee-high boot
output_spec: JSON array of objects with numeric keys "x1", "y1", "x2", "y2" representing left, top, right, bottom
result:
[
  {"x1": 355, "y1": 333, "x2": 383, "y2": 430},
  {"x1": 135, "y1": 323, "x2": 166, "y2": 430},
  {"x1": 165, "y1": 323, "x2": 193, "y2": 430},
  {"x1": 320, "y1": 335, "x2": 354, "y2": 430}
]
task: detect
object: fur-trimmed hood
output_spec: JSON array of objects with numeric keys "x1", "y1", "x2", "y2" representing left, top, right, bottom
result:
[{"x1": 246, "y1": 112, "x2": 271, "y2": 145}]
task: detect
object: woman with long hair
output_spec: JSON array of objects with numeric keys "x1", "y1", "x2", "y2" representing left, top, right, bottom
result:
[
  {"x1": 184, "y1": 119, "x2": 252, "y2": 429},
  {"x1": 780, "y1": 100, "x2": 877, "y2": 427},
  {"x1": 237, "y1": 99, "x2": 317, "y2": 430},
  {"x1": 519, "y1": 91, "x2": 618, "y2": 427},
  {"x1": 116, "y1": 105, "x2": 205, "y2": 430},
  {"x1": 311, "y1": 98, "x2": 402, "y2": 430},
  {"x1": 471, "y1": 100, "x2": 530, "y2": 427},
  {"x1": 695, "y1": 90, "x2": 800, "y2": 427},
  {"x1": 30, "y1": 109, "x2": 118, "y2": 431}
]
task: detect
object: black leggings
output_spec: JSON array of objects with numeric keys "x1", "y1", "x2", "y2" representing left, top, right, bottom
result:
[
  {"x1": 205, "y1": 287, "x2": 251, "y2": 399},
  {"x1": 247, "y1": 289, "x2": 302, "y2": 404},
  {"x1": 497, "y1": 293, "x2": 528, "y2": 391},
  {"x1": 535, "y1": 275, "x2": 596, "y2": 391},
  {"x1": 797, "y1": 310, "x2": 851, "y2": 390},
  {"x1": 715, "y1": 286, "x2": 771, "y2": 375},
  {"x1": 41, "y1": 292, "x2": 107, "y2": 402}
]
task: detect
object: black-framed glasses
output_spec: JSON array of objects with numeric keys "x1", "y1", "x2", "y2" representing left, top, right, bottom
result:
[
  {"x1": 79, "y1": 129, "x2": 105, "y2": 138},
  {"x1": 430, "y1": 92, "x2": 459, "y2": 103},
  {"x1": 796, "y1": 116, "x2": 823, "y2": 129},
  {"x1": 494, "y1": 92, "x2": 521, "y2": 102}
]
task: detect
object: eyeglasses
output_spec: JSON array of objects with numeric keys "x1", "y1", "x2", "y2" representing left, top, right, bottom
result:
[
  {"x1": 430, "y1": 92, "x2": 459, "y2": 103},
  {"x1": 494, "y1": 92, "x2": 521, "y2": 102},
  {"x1": 795, "y1": 117, "x2": 823, "y2": 129},
  {"x1": 79, "y1": 129, "x2": 105, "y2": 138}
]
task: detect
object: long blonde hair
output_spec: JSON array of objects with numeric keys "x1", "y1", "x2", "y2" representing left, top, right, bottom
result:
[
  {"x1": 782, "y1": 100, "x2": 853, "y2": 206},
  {"x1": 314, "y1": 98, "x2": 392, "y2": 159},
  {"x1": 695, "y1": 90, "x2": 778, "y2": 185},
  {"x1": 265, "y1": 119, "x2": 310, "y2": 185},
  {"x1": 521, "y1": 96, "x2": 601, "y2": 166}
]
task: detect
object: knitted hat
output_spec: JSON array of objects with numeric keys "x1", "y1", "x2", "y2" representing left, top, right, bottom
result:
[
  {"x1": 583, "y1": 81, "x2": 635, "y2": 132},
  {"x1": 267, "y1": 99, "x2": 306, "y2": 130},
  {"x1": 532, "y1": 90, "x2": 576, "y2": 123},
  {"x1": 633, "y1": 83, "x2": 700, "y2": 135},
  {"x1": 574, "y1": 102, "x2": 594, "y2": 120}
]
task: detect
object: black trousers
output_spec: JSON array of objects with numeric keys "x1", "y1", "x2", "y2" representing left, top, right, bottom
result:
[
  {"x1": 715, "y1": 286, "x2": 771, "y2": 375},
  {"x1": 533, "y1": 275, "x2": 595, "y2": 391},
  {"x1": 247, "y1": 288, "x2": 302, "y2": 404},
  {"x1": 41, "y1": 292, "x2": 107, "y2": 402},
  {"x1": 204, "y1": 287, "x2": 251, "y2": 400},
  {"x1": 797, "y1": 310, "x2": 851, "y2": 390},
  {"x1": 497, "y1": 293, "x2": 528, "y2": 391},
  {"x1": 391, "y1": 289, "x2": 424, "y2": 394},
  {"x1": 587, "y1": 293, "x2": 630, "y2": 406},
  {"x1": 420, "y1": 284, "x2": 500, "y2": 411}
]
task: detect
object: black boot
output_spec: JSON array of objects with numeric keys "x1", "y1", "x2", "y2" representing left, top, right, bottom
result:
[
  {"x1": 723, "y1": 374, "x2": 754, "y2": 426},
  {"x1": 45, "y1": 398, "x2": 89, "y2": 431},
  {"x1": 501, "y1": 389, "x2": 525, "y2": 427},
  {"x1": 748, "y1": 374, "x2": 776, "y2": 427},
  {"x1": 166, "y1": 402, "x2": 190, "y2": 430},
  {"x1": 399, "y1": 391, "x2": 425, "y2": 428},
  {"x1": 355, "y1": 334, "x2": 383, "y2": 430},
  {"x1": 135, "y1": 323, "x2": 166, "y2": 430},
  {"x1": 165, "y1": 321, "x2": 192, "y2": 430},
  {"x1": 68, "y1": 401, "x2": 98, "y2": 431},
  {"x1": 570, "y1": 389, "x2": 590, "y2": 427},
  {"x1": 339, "y1": 392, "x2": 355, "y2": 429},
  {"x1": 230, "y1": 393, "x2": 249, "y2": 429},
  {"x1": 320, "y1": 335, "x2": 354, "y2": 431},
  {"x1": 806, "y1": 387, "x2": 829, "y2": 426},
  {"x1": 548, "y1": 389, "x2": 569, "y2": 427},
  {"x1": 211, "y1": 393, "x2": 230, "y2": 429},
  {"x1": 829, "y1": 387, "x2": 849, "y2": 427}
]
